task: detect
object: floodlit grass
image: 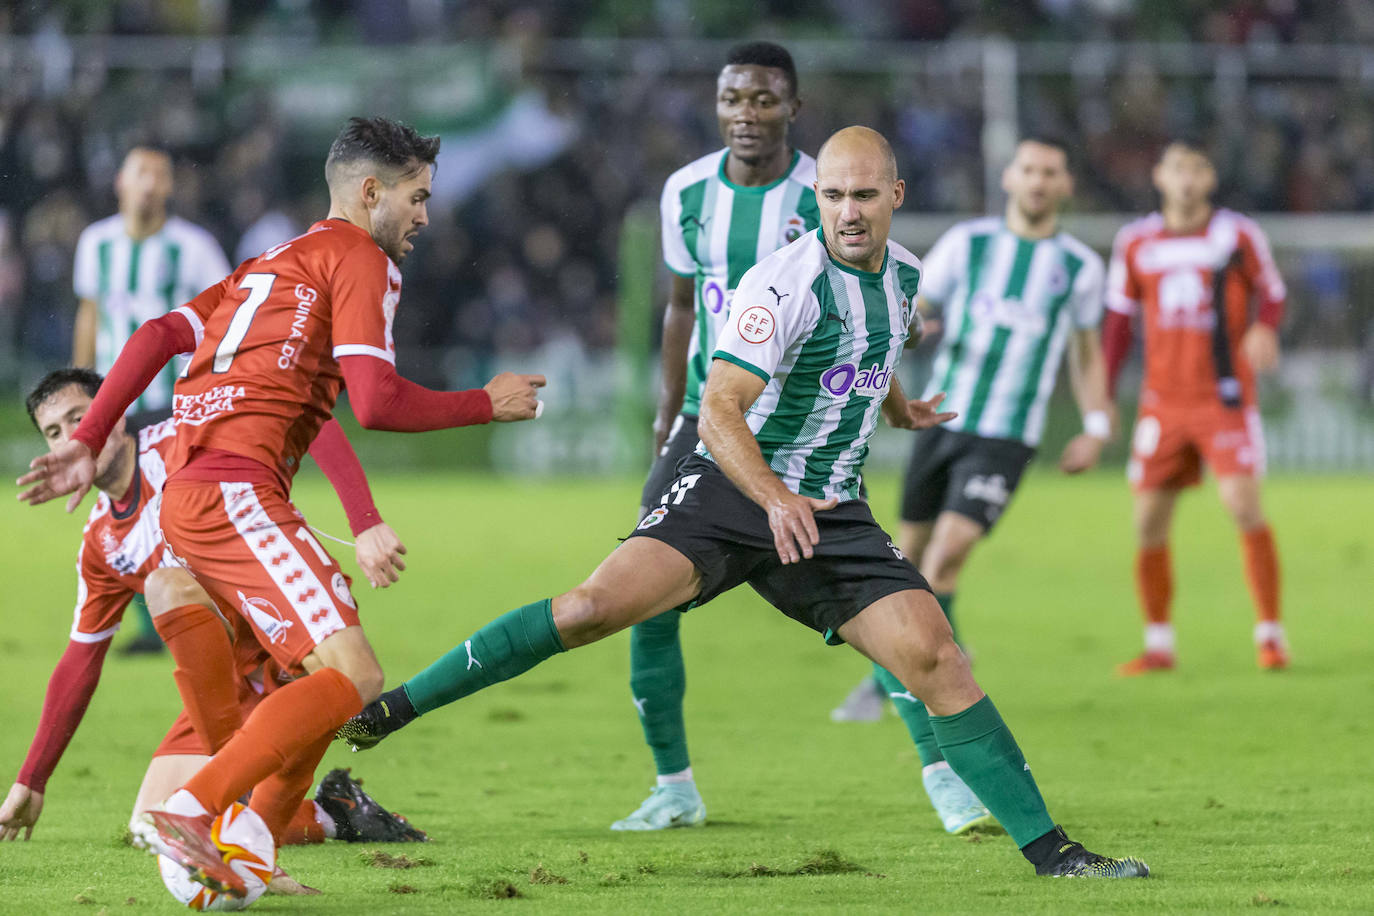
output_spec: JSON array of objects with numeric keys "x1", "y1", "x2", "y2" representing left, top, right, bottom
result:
[{"x1": 1, "y1": 469, "x2": 1371, "y2": 912}]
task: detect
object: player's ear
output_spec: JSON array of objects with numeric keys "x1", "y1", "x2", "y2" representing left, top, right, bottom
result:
[
  {"x1": 360, "y1": 175, "x2": 382, "y2": 208},
  {"x1": 892, "y1": 178, "x2": 905, "y2": 210},
  {"x1": 787, "y1": 94, "x2": 802, "y2": 123}
]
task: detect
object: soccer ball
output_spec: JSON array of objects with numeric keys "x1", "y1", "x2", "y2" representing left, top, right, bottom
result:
[{"x1": 157, "y1": 802, "x2": 276, "y2": 911}]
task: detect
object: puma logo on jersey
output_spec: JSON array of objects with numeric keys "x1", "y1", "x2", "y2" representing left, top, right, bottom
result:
[
  {"x1": 633, "y1": 697, "x2": 648, "y2": 716},
  {"x1": 464, "y1": 639, "x2": 483, "y2": 670},
  {"x1": 888, "y1": 690, "x2": 918, "y2": 704},
  {"x1": 768, "y1": 286, "x2": 790, "y2": 307},
  {"x1": 825, "y1": 311, "x2": 851, "y2": 332},
  {"x1": 683, "y1": 215, "x2": 709, "y2": 230}
]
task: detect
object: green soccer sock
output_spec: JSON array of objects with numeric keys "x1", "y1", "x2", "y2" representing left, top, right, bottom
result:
[
  {"x1": 870, "y1": 662, "x2": 943, "y2": 767},
  {"x1": 930, "y1": 695, "x2": 1055, "y2": 848},
  {"x1": 934, "y1": 591, "x2": 957, "y2": 643},
  {"x1": 403, "y1": 599, "x2": 566, "y2": 715},
  {"x1": 629, "y1": 609, "x2": 690, "y2": 776}
]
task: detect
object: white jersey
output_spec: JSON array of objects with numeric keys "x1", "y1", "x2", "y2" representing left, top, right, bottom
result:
[
  {"x1": 660, "y1": 148, "x2": 819, "y2": 416},
  {"x1": 922, "y1": 217, "x2": 1104, "y2": 446},
  {"x1": 73, "y1": 214, "x2": 231, "y2": 412},
  {"x1": 706, "y1": 229, "x2": 922, "y2": 501}
]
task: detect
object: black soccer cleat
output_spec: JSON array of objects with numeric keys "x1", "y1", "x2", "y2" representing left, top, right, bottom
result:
[
  {"x1": 1033, "y1": 826, "x2": 1150, "y2": 878},
  {"x1": 314, "y1": 768, "x2": 428, "y2": 843},
  {"x1": 335, "y1": 687, "x2": 415, "y2": 751}
]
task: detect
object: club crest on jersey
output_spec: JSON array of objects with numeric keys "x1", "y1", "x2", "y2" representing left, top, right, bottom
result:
[
  {"x1": 331, "y1": 572, "x2": 356, "y2": 609},
  {"x1": 737, "y1": 305, "x2": 776, "y2": 344},
  {"x1": 238, "y1": 591, "x2": 294, "y2": 644},
  {"x1": 780, "y1": 214, "x2": 806, "y2": 245},
  {"x1": 819, "y1": 363, "x2": 893, "y2": 398}
]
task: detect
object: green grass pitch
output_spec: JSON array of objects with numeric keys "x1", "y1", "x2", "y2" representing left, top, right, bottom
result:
[{"x1": 1, "y1": 468, "x2": 1371, "y2": 913}]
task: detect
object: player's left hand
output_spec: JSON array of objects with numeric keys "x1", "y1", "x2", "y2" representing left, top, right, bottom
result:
[
  {"x1": 1059, "y1": 433, "x2": 1105, "y2": 474},
  {"x1": 355, "y1": 523, "x2": 407, "y2": 588},
  {"x1": 0, "y1": 783, "x2": 44, "y2": 841},
  {"x1": 1241, "y1": 324, "x2": 1280, "y2": 374},
  {"x1": 886, "y1": 391, "x2": 958, "y2": 430},
  {"x1": 16, "y1": 439, "x2": 96, "y2": 512}
]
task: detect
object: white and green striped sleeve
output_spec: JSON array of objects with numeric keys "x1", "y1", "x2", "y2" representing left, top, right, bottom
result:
[
  {"x1": 189, "y1": 229, "x2": 232, "y2": 292},
  {"x1": 712, "y1": 255, "x2": 818, "y2": 384},
  {"x1": 917, "y1": 224, "x2": 965, "y2": 309},
  {"x1": 73, "y1": 225, "x2": 98, "y2": 300},
  {"x1": 659, "y1": 175, "x2": 694, "y2": 277},
  {"x1": 1070, "y1": 249, "x2": 1106, "y2": 329}
]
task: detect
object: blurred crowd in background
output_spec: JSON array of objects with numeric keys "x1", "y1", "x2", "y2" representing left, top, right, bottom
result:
[{"x1": 2, "y1": 0, "x2": 1372, "y2": 395}]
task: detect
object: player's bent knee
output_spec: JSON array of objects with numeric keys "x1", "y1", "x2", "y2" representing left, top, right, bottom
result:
[
  {"x1": 552, "y1": 587, "x2": 628, "y2": 649},
  {"x1": 143, "y1": 567, "x2": 210, "y2": 618}
]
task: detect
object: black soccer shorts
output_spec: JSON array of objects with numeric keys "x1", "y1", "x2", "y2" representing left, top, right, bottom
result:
[
  {"x1": 627, "y1": 454, "x2": 931, "y2": 644},
  {"x1": 899, "y1": 426, "x2": 1036, "y2": 531},
  {"x1": 638, "y1": 413, "x2": 700, "y2": 520}
]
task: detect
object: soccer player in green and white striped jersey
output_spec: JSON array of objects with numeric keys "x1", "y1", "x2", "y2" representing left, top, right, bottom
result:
[
  {"x1": 623, "y1": 41, "x2": 818, "y2": 831},
  {"x1": 343, "y1": 128, "x2": 1148, "y2": 879},
  {"x1": 71, "y1": 147, "x2": 231, "y2": 655},
  {"x1": 832, "y1": 137, "x2": 1116, "y2": 834},
  {"x1": 73, "y1": 147, "x2": 231, "y2": 415}
]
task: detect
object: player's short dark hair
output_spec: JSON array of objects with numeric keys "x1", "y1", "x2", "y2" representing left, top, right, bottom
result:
[
  {"x1": 1017, "y1": 134, "x2": 1074, "y2": 170},
  {"x1": 1162, "y1": 136, "x2": 1211, "y2": 162},
  {"x1": 26, "y1": 368, "x2": 102, "y2": 429},
  {"x1": 325, "y1": 116, "x2": 441, "y2": 187},
  {"x1": 725, "y1": 41, "x2": 798, "y2": 97}
]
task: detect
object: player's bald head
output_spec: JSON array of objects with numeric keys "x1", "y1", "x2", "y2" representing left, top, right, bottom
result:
[{"x1": 816, "y1": 126, "x2": 898, "y2": 184}]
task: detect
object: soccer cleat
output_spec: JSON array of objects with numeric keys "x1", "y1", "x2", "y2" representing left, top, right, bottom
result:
[
  {"x1": 1116, "y1": 650, "x2": 1176, "y2": 677},
  {"x1": 1035, "y1": 826, "x2": 1150, "y2": 878},
  {"x1": 1257, "y1": 640, "x2": 1289, "y2": 670},
  {"x1": 921, "y1": 763, "x2": 998, "y2": 835},
  {"x1": 315, "y1": 768, "x2": 429, "y2": 842},
  {"x1": 336, "y1": 696, "x2": 409, "y2": 751},
  {"x1": 609, "y1": 783, "x2": 706, "y2": 831},
  {"x1": 132, "y1": 809, "x2": 248, "y2": 898},
  {"x1": 266, "y1": 865, "x2": 322, "y2": 895},
  {"x1": 830, "y1": 676, "x2": 887, "y2": 722}
]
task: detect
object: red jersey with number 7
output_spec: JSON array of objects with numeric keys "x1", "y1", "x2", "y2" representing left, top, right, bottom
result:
[
  {"x1": 1106, "y1": 208, "x2": 1285, "y2": 409},
  {"x1": 167, "y1": 219, "x2": 399, "y2": 484}
]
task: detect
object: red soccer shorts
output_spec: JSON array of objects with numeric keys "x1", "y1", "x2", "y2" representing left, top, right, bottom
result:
[
  {"x1": 1128, "y1": 402, "x2": 1265, "y2": 490},
  {"x1": 160, "y1": 478, "x2": 361, "y2": 672}
]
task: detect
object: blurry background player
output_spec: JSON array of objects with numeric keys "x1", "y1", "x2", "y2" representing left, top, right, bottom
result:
[
  {"x1": 1104, "y1": 140, "x2": 1289, "y2": 674},
  {"x1": 622, "y1": 40, "x2": 819, "y2": 832},
  {"x1": 72, "y1": 147, "x2": 233, "y2": 654},
  {"x1": 830, "y1": 137, "x2": 1113, "y2": 834},
  {"x1": 0, "y1": 370, "x2": 421, "y2": 853}
]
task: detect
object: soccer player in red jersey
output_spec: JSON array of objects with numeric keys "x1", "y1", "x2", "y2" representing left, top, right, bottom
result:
[
  {"x1": 1, "y1": 370, "x2": 416, "y2": 856},
  {"x1": 18, "y1": 117, "x2": 543, "y2": 897},
  {"x1": 1104, "y1": 140, "x2": 1288, "y2": 675}
]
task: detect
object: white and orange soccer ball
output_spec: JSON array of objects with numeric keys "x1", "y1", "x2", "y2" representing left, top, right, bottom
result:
[{"x1": 157, "y1": 802, "x2": 276, "y2": 911}]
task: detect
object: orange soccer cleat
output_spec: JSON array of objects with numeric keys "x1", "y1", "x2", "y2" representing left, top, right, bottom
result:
[
  {"x1": 134, "y1": 809, "x2": 248, "y2": 898},
  {"x1": 1257, "y1": 640, "x2": 1290, "y2": 671},
  {"x1": 1116, "y1": 650, "x2": 1176, "y2": 677}
]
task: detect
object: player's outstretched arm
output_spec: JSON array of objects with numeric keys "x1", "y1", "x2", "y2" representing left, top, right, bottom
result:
[
  {"x1": 0, "y1": 784, "x2": 43, "y2": 841},
  {"x1": 484, "y1": 372, "x2": 546, "y2": 422},
  {"x1": 699, "y1": 359, "x2": 837, "y2": 565},
  {"x1": 16, "y1": 439, "x2": 96, "y2": 512},
  {"x1": 652, "y1": 275, "x2": 697, "y2": 452},
  {"x1": 339, "y1": 355, "x2": 545, "y2": 430}
]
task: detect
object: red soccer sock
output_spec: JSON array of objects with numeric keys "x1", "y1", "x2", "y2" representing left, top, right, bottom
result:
[
  {"x1": 249, "y1": 730, "x2": 333, "y2": 844},
  {"x1": 183, "y1": 667, "x2": 362, "y2": 815},
  {"x1": 1136, "y1": 545, "x2": 1173, "y2": 625},
  {"x1": 1242, "y1": 525, "x2": 1281, "y2": 623},
  {"x1": 153, "y1": 604, "x2": 242, "y2": 753},
  {"x1": 277, "y1": 799, "x2": 327, "y2": 846}
]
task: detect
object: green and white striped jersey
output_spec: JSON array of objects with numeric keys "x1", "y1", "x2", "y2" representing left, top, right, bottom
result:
[
  {"x1": 922, "y1": 217, "x2": 1104, "y2": 446},
  {"x1": 73, "y1": 214, "x2": 231, "y2": 412},
  {"x1": 706, "y1": 229, "x2": 922, "y2": 502},
  {"x1": 661, "y1": 148, "x2": 820, "y2": 417}
]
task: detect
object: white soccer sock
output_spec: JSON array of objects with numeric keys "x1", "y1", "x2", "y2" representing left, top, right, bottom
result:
[
  {"x1": 313, "y1": 800, "x2": 337, "y2": 839},
  {"x1": 1144, "y1": 623, "x2": 1176, "y2": 653},
  {"x1": 921, "y1": 761, "x2": 952, "y2": 779},
  {"x1": 1254, "y1": 621, "x2": 1285, "y2": 645},
  {"x1": 656, "y1": 767, "x2": 694, "y2": 787},
  {"x1": 164, "y1": 788, "x2": 210, "y2": 818}
]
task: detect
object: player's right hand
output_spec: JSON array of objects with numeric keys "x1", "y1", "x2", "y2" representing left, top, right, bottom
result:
[
  {"x1": 0, "y1": 783, "x2": 44, "y2": 841},
  {"x1": 485, "y1": 373, "x2": 547, "y2": 422},
  {"x1": 355, "y1": 522, "x2": 407, "y2": 588},
  {"x1": 16, "y1": 439, "x2": 96, "y2": 513},
  {"x1": 765, "y1": 490, "x2": 839, "y2": 565}
]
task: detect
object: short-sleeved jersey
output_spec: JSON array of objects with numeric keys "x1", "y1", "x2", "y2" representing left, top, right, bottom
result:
[
  {"x1": 73, "y1": 215, "x2": 232, "y2": 413},
  {"x1": 661, "y1": 149, "x2": 820, "y2": 417},
  {"x1": 705, "y1": 229, "x2": 922, "y2": 502},
  {"x1": 923, "y1": 217, "x2": 1104, "y2": 446},
  {"x1": 70, "y1": 420, "x2": 179, "y2": 643},
  {"x1": 167, "y1": 219, "x2": 399, "y2": 485},
  {"x1": 1107, "y1": 208, "x2": 1285, "y2": 408}
]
